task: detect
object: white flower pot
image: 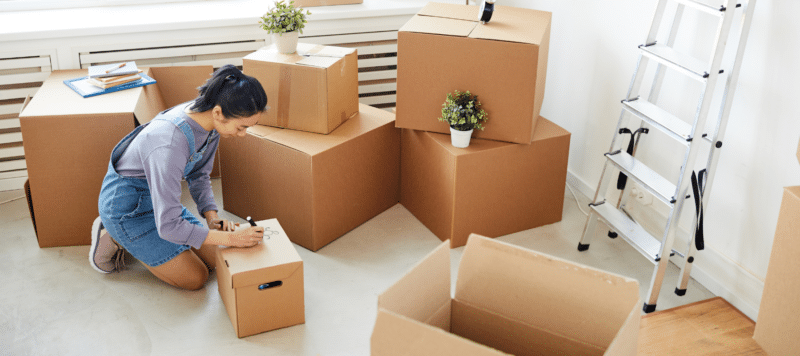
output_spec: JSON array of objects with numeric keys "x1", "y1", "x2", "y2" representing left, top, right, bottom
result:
[
  {"x1": 273, "y1": 31, "x2": 299, "y2": 54},
  {"x1": 450, "y1": 127, "x2": 474, "y2": 148}
]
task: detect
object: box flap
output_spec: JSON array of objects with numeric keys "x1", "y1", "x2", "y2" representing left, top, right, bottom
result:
[
  {"x1": 454, "y1": 234, "x2": 640, "y2": 350},
  {"x1": 378, "y1": 240, "x2": 451, "y2": 329},
  {"x1": 218, "y1": 219, "x2": 303, "y2": 288},
  {"x1": 246, "y1": 124, "x2": 283, "y2": 138},
  {"x1": 400, "y1": 15, "x2": 476, "y2": 37},
  {"x1": 371, "y1": 310, "x2": 509, "y2": 356},
  {"x1": 245, "y1": 43, "x2": 343, "y2": 68},
  {"x1": 296, "y1": 56, "x2": 341, "y2": 68},
  {"x1": 603, "y1": 301, "x2": 642, "y2": 356},
  {"x1": 134, "y1": 68, "x2": 166, "y2": 126},
  {"x1": 405, "y1": 3, "x2": 550, "y2": 46},
  {"x1": 468, "y1": 6, "x2": 551, "y2": 45},
  {"x1": 19, "y1": 70, "x2": 143, "y2": 117},
  {"x1": 417, "y1": 2, "x2": 478, "y2": 22},
  {"x1": 261, "y1": 104, "x2": 392, "y2": 156}
]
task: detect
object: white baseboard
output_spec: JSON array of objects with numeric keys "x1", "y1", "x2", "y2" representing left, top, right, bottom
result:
[{"x1": 565, "y1": 169, "x2": 763, "y2": 320}]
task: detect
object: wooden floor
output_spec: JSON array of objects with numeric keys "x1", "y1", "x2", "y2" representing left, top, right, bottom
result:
[{"x1": 638, "y1": 297, "x2": 767, "y2": 355}]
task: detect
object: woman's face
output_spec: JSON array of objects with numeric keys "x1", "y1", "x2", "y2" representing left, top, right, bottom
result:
[{"x1": 212, "y1": 106, "x2": 261, "y2": 138}]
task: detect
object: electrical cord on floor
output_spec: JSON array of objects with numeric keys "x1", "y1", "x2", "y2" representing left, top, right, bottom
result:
[
  {"x1": 567, "y1": 183, "x2": 589, "y2": 216},
  {"x1": 0, "y1": 196, "x2": 25, "y2": 205}
]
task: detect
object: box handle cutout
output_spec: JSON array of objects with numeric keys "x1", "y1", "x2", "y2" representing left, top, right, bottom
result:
[{"x1": 258, "y1": 281, "x2": 283, "y2": 290}]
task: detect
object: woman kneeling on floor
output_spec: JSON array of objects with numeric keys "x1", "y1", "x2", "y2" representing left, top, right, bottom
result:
[{"x1": 89, "y1": 64, "x2": 266, "y2": 290}]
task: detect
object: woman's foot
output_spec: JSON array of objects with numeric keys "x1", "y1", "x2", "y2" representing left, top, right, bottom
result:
[{"x1": 89, "y1": 217, "x2": 125, "y2": 273}]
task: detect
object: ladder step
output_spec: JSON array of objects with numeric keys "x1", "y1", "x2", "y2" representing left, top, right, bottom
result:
[
  {"x1": 591, "y1": 202, "x2": 662, "y2": 263},
  {"x1": 605, "y1": 151, "x2": 677, "y2": 204},
  {"x1": 623, "y1": 99, "x2": 692, "y2": 143},
  {"x1": 673, "y1": 0, "x2": 726, "y2": 17},
  {"x1": 639, "y1": 43, "x2": 710, "y2": 81}
]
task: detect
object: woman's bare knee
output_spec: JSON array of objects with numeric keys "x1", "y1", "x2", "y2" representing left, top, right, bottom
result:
[{"x1": 147, "y1": 250, "x2": 210, "y2": 290}]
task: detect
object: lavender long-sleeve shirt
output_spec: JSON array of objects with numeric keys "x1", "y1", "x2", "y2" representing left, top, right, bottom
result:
[{"x1": 115, "y1": 103, "x2": 219, "y2": 249}]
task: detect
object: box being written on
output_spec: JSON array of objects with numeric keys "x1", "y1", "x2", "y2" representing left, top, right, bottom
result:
[
  {"x1": 372, "y1": 235, "x2": 641, "y2": 356},
  {"x1": 220, "y1": 103, "x2": 400, "y2": 251},
  {"x1": 243, "y1": 43, "x2": 359, "y2": 134},
  {"x1": 19, "y1": 66, "x2": 218, "y2": 247},
  {"x1": 216, "y1": 218, "x2": 305, "y2": 338},
  {"x1": 396, "y1": 2, "x2": 551, "y2": 144}
]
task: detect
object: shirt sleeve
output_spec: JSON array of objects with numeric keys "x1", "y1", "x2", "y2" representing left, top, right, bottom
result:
[
  {"x1": 186, "y1": 134, "x2": 219, "y2": 217},
  {"x1": 141, "y1": 129, "x2": 209, "y2": 249}
]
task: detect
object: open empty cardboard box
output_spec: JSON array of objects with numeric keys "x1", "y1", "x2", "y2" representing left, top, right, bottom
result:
[
  {"x1": 396, "y1": 2, "x2": 551, "y2": 144},
  {"x1": 372, "y1": 234, "x2": 641, "y2": 356},
  {"x1": 219, "y1": 103, "x2": 400, "y2": 251},
  {"x1": 754, "y1": 186, "x2": 800, "y2": 354},
  {"x1": 19, "y1": 66, "x2": 214, "y2": 247},
  {"x1": 243, "y1": 43, "x2": 359, "y2": 134},
  {"x1": 400, "y1": 116, "x2": 570, "y2": 248},
  {"x1": 216, "y1": 218, "x2": 304, "y2": 338}
]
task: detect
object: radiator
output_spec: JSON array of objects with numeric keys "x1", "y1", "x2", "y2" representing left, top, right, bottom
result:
[{"x1": 0, "y1": 52, "x2": 52, "y2": 191}]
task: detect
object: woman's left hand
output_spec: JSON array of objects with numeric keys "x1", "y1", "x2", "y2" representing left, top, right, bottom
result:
[{"x1": 209, "y1": 219, "x2": 238, "y2": 231}]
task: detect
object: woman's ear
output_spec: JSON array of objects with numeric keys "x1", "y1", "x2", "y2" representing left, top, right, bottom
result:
[{"x1": 212, "y1": 105, "x2": 226, "y2": 123}]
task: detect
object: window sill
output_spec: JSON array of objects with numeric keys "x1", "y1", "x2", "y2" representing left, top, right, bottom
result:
[{"x1": 0, "y1": 0, "x2": 437, "y2": 43}]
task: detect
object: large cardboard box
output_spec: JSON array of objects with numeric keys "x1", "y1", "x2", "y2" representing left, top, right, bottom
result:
[
  {"x1": 400, "y1": 116, "x2": 569, "y2": 248},
  {"x1": 293, "y1": 0, "x2": 362, "y2": 7},
  {"x1": 219, "y1": 103, "x2": 400, "y2": 251},
  {"x1": 216, "y1": 218, "x2": 304, "y2": 338},
  {"x1": 395, "y1": 2, "x2": 551, "y2": 144},
  {"x1": 19, "y1": 66, "x2": 213, "y2": 247},
  {"x1": 372, "y1": 234, "x2": 642, "y2": 356},
  {"x1": 243, "y1": 43, "x2": 359, "y2": 134},
  {"x1": 754, "y1": 186, "x2": 800, "y2": 354}
]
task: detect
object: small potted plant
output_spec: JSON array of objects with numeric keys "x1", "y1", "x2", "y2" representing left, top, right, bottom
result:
[
  {"x1": 259, "y1": 0, "x2": 311, "y2": 54},
  {"x1": 438, "y1": 90, "x2": 488, "y2": 148}
]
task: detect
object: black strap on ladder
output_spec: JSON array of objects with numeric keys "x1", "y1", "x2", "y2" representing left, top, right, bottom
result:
[
  {"x1": 616, "y1": 127, "x2": 649, "y2": 190},
  {"x1": 691, "y1": 169, "x2": 707, "y2": 251}
]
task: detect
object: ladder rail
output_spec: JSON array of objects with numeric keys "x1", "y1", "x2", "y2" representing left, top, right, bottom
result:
[
  {"x1": 677, "y1": 0, "x2": 757, "y2": 291},
  {"x1": 644, "y1": 0, "x2": 740, "y2": 309}
]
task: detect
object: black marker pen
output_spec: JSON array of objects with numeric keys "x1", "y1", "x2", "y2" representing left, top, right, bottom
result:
[{"x1": 246, "y1": 216, "x2": 257, "y2": 227}]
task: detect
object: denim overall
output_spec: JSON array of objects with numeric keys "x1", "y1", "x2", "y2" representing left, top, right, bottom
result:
[{"x1": 98, "y1": 110, "x2": 216, "y2": 267}]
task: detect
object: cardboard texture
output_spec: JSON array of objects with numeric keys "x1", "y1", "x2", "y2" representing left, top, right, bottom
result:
[
  {"x1": 216, "y1": 218, "x2": 304, "y2": 338},
  {"x1": 19, "y1": 66, "x2": 213, "y2": 247},
  {"x1": 219, "y1": 103, "x2": 400, "y2": 251},
  {"x1": 372, "y1": 235, "x2": 642, "y2": 356},
  {"x1": 395, "y1": 2, "x2": 551, "y2": 144},
  {"x1": 293, "y1": 0, "x2": 362, "y2": 7},
  {"x1": 400, "y1": 116, "x2": 569, "y2": 248},
  {"x1": 243, "y1": 43, "x2": 359, "y2": 134},
  {"x1": 754, "y1": 186, "x2": 800, "y2": 354}
]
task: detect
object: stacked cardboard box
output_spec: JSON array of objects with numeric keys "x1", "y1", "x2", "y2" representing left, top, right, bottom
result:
[
  {"x1": 19, "y1": 66, "x2": 214, "y2": 247},
  {"x1": 222, "y1": 43, "x2": 401, "y2": 252},
  {"x1": 395, "y1": 2, "x2": 569, "y2": 248}
]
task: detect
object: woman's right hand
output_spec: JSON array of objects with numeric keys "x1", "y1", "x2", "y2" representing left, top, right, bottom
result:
[{"x1": 205, "y1": 227, "x2": 264, "y2": 248}]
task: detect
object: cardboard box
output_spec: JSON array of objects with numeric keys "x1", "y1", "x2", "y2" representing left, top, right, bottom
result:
[
  {"x1": 371, "y1": 234, "x2": 642, "y2": 356},
  {"x1": 216, "y1": 218, "x2": 305, "y2": 338},
  {"x1": 395, "y1": 2, "x2": 551, "y2": 144},
  {"x1": 400, "y1": 116, "x2": 569, "y2": 248},
  {"x1": 19, "y1": 66, "x2": 213, "y2": 247},
  {"x1": 243, "y1": 43, "x2": 359, "y2": 134},
  {"x1": 293, "y1": 0, "x2": 362, "y2": 7},
  {"x1": 219, "y1": 103, "x2": 400, "y2": 251},
  {"x1": 754, "y1": 186, "x2": 800, "y2": 354}
]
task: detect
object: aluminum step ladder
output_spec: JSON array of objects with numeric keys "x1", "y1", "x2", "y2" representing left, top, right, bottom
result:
[{"x1": 577, "y1": 0, "x2": 756, "y2": 313}]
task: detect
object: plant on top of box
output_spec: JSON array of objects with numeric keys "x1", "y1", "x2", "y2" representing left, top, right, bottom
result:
[
  {"x1": 438, "y1": 90, "x2": 488, "y2": 148},
  {"x1": 259, "y1": 0, "x2": 311, "y2": 54}
]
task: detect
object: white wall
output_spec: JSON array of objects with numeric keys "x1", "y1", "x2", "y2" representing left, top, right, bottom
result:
[{"x1": 503, "y1": 0, "x2": 800, "y2": 319}]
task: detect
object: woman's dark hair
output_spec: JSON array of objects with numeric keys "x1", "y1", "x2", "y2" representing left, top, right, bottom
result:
[{"x1": 190, "y1": 64, "x2": 268, "y2": 119}]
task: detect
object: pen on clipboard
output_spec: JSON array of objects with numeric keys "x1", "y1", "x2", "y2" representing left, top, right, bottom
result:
[{"x1": 106, "y1": 63, "x2": 126, "y2": 74}]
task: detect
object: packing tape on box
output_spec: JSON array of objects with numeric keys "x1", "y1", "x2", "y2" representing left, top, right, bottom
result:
[{"x1": 277, "y1": 66, "x2": 292, "y2": 128}]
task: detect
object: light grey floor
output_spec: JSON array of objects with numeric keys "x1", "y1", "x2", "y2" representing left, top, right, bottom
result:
[{"x1": 0, "y1": 179, "x2": 714, "y2": 355}]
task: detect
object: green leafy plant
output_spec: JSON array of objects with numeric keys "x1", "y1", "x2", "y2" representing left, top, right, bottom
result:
[
  {"x1": 259, "y1": 0, "x2": 311, "y2": 36},
  {"x1": 438, "y1": 90, "x2": 488, "y2": 131}
]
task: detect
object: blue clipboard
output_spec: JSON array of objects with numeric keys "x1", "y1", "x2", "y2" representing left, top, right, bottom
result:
[{"x1": 63, "y1": 73, "x2": 156, "y2": 98}]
